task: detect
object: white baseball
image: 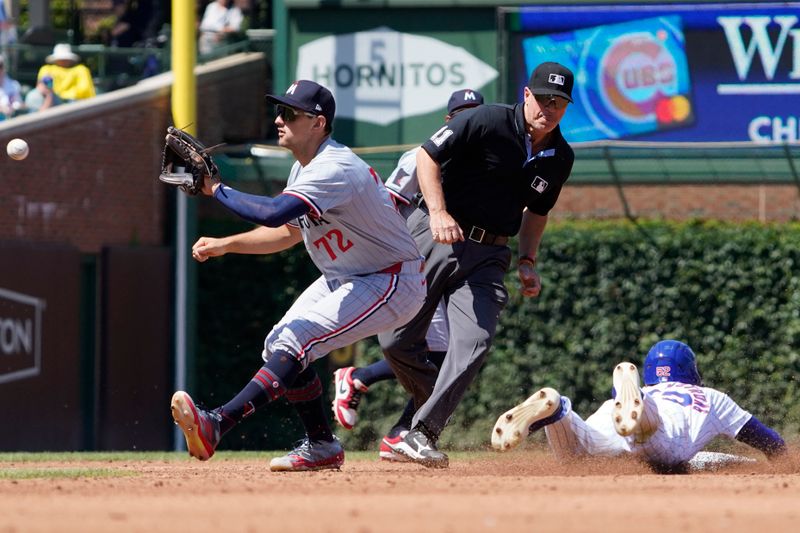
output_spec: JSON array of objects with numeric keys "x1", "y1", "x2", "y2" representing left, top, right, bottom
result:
[{"x1": 7, "y1": 138, "x2": 29, "y2": 161}]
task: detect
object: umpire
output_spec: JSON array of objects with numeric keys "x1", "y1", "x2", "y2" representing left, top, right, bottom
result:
[{"x1": 378, "y1": 62, "x2": 576, "y2": 468}]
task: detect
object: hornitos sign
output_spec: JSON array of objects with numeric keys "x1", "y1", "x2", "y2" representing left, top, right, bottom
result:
[
  {"x1": 0, "y1": 287, "x2": 46, "y2": 384},
  {"x1": 296, "y1": 27, "x2": 498, "y2": 125}
]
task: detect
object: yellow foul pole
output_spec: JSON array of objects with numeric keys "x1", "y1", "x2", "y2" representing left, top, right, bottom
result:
[
  {"x1": 172, "y1": 0, "x2": 197, "y2": 135},
  {"x1": 171, "y1": 0, "x2": 197, "y2": 450}
]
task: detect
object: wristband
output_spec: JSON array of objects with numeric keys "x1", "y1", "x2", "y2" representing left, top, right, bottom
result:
[{"x1": 519, "y1": 255, "x2": 536, "y2": 267}]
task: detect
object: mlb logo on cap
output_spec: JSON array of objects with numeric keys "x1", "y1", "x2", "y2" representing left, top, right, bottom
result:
[{"x1": 548, "y1": 73, "x2": 566, "y2": 86}]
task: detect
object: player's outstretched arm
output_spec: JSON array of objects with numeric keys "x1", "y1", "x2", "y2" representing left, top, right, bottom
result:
[
  {"x1": 212, "y1": 185, "x2": 310, "y2": 228},
  {"x1": 736, "y1": 416, "x2": 787, "y2": 459},
  {"x1": 192, "y1": 225, "x2": 303, "y2": 261}
]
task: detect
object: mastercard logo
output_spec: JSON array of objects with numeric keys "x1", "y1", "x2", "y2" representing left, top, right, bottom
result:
[{"x1": 600, "y1": 34, "x2": 691, "y2": 125}]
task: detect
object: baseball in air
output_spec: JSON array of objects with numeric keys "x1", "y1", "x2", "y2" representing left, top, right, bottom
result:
[{"x1": 7, "y1": 138, "x2": 29, "y2": 160}]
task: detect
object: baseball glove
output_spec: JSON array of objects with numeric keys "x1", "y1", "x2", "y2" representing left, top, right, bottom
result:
[{"x1": 158, "y1": 126, "x2": 221, "y2": 195}]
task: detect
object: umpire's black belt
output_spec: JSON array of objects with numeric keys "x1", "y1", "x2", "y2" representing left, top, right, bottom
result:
[
  {"x1": 461, "y1": 224, "x2": 509, "y2": 246},
  {"x1": 413, "y1": 194, "x2": 509, "y2": 247}
]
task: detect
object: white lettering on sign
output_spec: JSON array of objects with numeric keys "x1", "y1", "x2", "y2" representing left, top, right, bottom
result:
[
  {"x1": 718, "y1": 16, "x2": 799, "y2": 81},
  {"x1": 0, "y1": 287, "x2": 46, "y2": 385},
  {"x1": 296, "y1": 27, "x2": 498, "y2": 125},
  {"x1": 0, "y1": 318, "x2": 32, "y2": 355},
  {"x1": 748, "y1": 115, "x2": 799, "y2": 143}
]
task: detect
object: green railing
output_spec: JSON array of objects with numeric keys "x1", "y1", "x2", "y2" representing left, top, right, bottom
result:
[{"x1": 571, "y1": 141, "x2": 800, "y2": 185}]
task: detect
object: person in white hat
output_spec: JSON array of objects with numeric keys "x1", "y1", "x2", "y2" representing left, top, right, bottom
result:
[{"x1": 36, "y1": 43, "x2": 96, "y2": 101}]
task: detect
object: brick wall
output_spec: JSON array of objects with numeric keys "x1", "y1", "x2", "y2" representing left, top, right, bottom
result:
[
  {"x1": 0, "y1": 53, "x2": 267, "y2": 253},
  {"x1": 553, "y1": 184, "x2": 800, "y2": 222}
]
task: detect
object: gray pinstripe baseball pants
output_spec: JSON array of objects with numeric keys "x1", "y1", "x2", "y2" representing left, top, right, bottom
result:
[{"x1": 378, "y1": 208, "x2": 511, "y2": 438}]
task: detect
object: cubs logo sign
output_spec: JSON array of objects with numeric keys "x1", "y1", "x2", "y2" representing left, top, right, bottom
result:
[{"x1": 599, "y1": 32, "x2": 689, "y2": 125}]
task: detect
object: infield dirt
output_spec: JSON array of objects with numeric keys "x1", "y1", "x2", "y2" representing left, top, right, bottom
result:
[{"x1": 1, "y1": 449, "x2": 798, "y2": 532}]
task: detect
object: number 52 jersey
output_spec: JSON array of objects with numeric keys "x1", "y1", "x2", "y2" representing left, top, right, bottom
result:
[{"x1": 283, "y1": 138, "x2": 422, "y2": 281}]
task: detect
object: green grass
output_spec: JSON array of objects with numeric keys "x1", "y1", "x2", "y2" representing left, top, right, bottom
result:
[
  {"x1": 0, "y1": 467, "x2": 136, "y2": 480},
  {"x1": 0, "y1": 449, "x2": 497, "y2": 463}
]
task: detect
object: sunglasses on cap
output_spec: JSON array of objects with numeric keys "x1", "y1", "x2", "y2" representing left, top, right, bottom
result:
[
  {"x1": 534, "y1": 94, "x2": 569, "y2": 110},
  {"x1": 276, "y1": 104, "x2": 317, "y2": 122}
]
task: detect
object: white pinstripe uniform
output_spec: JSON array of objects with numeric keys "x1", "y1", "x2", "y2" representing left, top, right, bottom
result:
[
  {"x1": 262, "y1": 138, "x2": 426, "y2": 368},
  {"x1": 545, "y1": 382, "x2": 753, "y2": 466},
  {"x1": 384, "y1": 146, "x2": 449, "y2": 353}
]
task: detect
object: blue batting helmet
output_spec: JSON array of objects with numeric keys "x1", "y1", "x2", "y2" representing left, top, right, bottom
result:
[{"x1": 643, "y1": 340, "x2": 702, "y2": 386}]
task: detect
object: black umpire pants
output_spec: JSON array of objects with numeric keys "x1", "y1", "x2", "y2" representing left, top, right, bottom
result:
[{"x1": 378, "y1": 208, "x2": 511, "y2": 438}]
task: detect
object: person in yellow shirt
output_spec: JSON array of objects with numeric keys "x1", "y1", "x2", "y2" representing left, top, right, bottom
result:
[{"x1": 36, "y1": 43, "x2": 96, "y2": 101}]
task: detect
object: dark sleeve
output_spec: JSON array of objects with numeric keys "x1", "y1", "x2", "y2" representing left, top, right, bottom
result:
[
  {"x1": 213, "y1": 186, "x2": 310, "y2": 227},
  {"x1": 526, "y1": 148, "x2": 574, "y2": 216},
  {"x1": 420, "y1": 108, "x2": 479, "y2": 165},
  {"x1": 735, "y1": 416, "x2": 787, "y2": 459}
]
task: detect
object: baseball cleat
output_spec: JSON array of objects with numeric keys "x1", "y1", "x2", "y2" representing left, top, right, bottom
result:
[
  {"x1": 170, "y1": 391, "x2": 221, "y2": 461},
  {"x1": 332, "y1": 367, "x2": 368, "y2": 430},
  {"x1": 612, "y1": 362, "x2": 644, "y2": 437},
  {"x1": 384, "y1": 428, "x2": 448, "y2": 468},
  {"x1": 269, "y1": 436, "x2": 345, "y2": 472},
  {"x1": 379, "y1": 431, "x2": 410, "y2": 462},
  {"x1": 491, "y1": 387, "x2": 562, "y2": 451}
]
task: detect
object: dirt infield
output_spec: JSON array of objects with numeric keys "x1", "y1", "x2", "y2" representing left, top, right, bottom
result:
[{"x1": 1, "y1": 450, "x2": 799, "y2": 533}]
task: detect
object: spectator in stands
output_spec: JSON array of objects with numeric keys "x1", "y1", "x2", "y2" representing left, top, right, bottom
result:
[
  {"x1": 0, "y1": 54, "x2": 21, "y2": 119},
  {"x1": 37, "y1": 44, "x2": 97, "y2": 101},
  {"x1": 0, "y1": 0, "x2": 17, "y2": 54},
  {"x1": 110, "y1": 0, "x2": 157, "y2": 47},
  {"x1": 24, "y1": 75, "x2": 62, "y2": 112},
  {"x1": 198, "y1": 0, "x2": 244, "y2": 55}
]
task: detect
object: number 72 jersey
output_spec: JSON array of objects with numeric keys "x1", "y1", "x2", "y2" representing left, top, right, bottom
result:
[{"x1": 283, "y1": 138, "x2": 421, "y2": 281}]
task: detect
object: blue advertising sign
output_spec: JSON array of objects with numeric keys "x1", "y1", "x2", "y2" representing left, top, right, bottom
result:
[
  {"x1": 512, "y1": 3, "x2": 800, "y2": 143},
  {"x1": 523, "y1": 16, "x2": 693, "y2": 142}
]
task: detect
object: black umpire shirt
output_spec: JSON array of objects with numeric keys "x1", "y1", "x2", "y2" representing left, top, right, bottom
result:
[{"x1": 420, "y1": 102, "x2": 574, "y2": 237}]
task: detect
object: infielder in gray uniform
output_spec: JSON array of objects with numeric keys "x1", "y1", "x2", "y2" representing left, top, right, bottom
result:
[
  {"x1": 170, "y1": 80, "x2": 426, "y2": 471},
  {"x1": 379, "y1": 62, "x2": 577, "y2": 468},
  {"x1": 331, "y1": 90, "x2": 484, "y2": 461}
]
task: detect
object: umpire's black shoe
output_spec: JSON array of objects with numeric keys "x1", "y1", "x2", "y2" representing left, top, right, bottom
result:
[{"x1": 387, "y1": 427, "x2": 449, "y2": 468}]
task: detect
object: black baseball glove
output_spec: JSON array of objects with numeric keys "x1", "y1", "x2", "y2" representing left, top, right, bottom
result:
[{"x1": 158, "y1": 126, "x2": 221, "y2": 195}]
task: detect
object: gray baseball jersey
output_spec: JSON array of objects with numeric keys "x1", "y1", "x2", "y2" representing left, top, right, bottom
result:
[
  {"x1": 384, "y1": 147, "x2": 420, "y2": 207},
  {"x1": 284, "y1": 138, "x2": 421, "y2": 281},
  {"x1": 545, "y1": 382, "x2": 752, "y2": 465}
]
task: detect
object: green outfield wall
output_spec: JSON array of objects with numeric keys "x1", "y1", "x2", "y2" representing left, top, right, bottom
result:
[{"x1": 196, "y1": 218, "x2": 800, "y2": 451}]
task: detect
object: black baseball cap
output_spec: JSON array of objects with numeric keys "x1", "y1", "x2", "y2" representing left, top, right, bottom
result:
[
  {"x1": 447, "y1": 89, "x2": 484, "y2": 114},
  {"x1": 266, "y1": 80, "x2": 336, "y2": 126},
  {"x1": 528, "y1": 62, "x2": 574, "y2": 102}
]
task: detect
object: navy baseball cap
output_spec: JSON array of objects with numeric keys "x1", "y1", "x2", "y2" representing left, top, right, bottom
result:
[
  {"x1": 447, "y1": 89, "x2": 484, "y2": 114},
  {"x1": 266, "y1": 80, "x2": 336, "y2": 126},
  {"x1": 528, "y1": 62, "x2": 574, "y2": 102}
]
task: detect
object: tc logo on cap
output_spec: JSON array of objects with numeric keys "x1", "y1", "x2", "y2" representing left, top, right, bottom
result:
[{"x1": 548, "y1": 73, "x2": 566, "y2": 86}]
